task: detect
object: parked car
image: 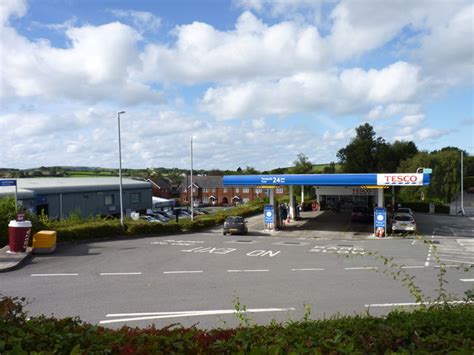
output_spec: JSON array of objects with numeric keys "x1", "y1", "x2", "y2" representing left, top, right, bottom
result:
[
  {"x1": 351, "y1": 205, "x2": 370, "y2": 223},
  {"x1": 147, "y1": 213, "x2": 169, "y2": 223},
  {"x1": 467, "y1": 187, "x2": 474, "y2": 194},
  {"x1": 397, "y1": 207, "x2": 413, "y2": 215},
  {"x1": 140, "y1": 215, "x2": 163, "y2": 223},
  {"x1": 223, "y1": 216, "x2": 248, "y2": 235},
  {"x1": 392, "y1": 213, "x2": 416, "y2": 233}
]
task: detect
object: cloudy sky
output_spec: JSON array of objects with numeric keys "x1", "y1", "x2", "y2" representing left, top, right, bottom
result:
[{"x1": 1, "y1": 0, "x2": 473, "y2": 170}]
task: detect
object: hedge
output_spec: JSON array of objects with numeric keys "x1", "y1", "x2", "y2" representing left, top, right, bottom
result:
[
  {"x1": 398, "y1": 201, "x2": 450, "y2": 214},
  {"x1": 1, "y1": 296, "x2": 473, "y2": 353}
]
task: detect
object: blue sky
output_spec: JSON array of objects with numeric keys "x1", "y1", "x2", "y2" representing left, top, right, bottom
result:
[{"x1": 1, "y1": 0, "x2": 472, "y2": 170}]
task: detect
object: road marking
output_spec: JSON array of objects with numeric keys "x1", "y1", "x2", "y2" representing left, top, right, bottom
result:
[
  {"x1": 246, "y1": 250, "x2": 280, "y2": 257},
  {"x1": 439, "y1": 258, "x2": 474, "y2": 265},
  {"x1": 425, "y1": 244, "x2": 433, "y2": 267},
  {"x1": 434, "y1": 264, "x2": 461, "y2": 268},
  {"x1": 227, "y1": 269, "x2": 269, "y2": 273},
  {"x1": 439, "y1": 251, "x2": 474, "y2": 257},
  {"x1": 400, "y1": 266, "x2": 425, "y2": 269},
  {"x1": 291, "y1": 268, "x2": 325, "y2": 271},
  {"x1": 100, "y1": 272, "x2": 142, "y2": 276},
  {"x1": 460, "y1": 279, "x2": 474, "y2": 282},
  {"x1": 365, "y1": 301, "x2": 473, "y2": 308},
  {"x1": 31, "y1": 273, "x2": 78, "y2": 277},
  {"x1": 163, "y1": 270, "x2": 203, "y2": 274},
  {"x1": 100, "y1": 307, "x2": 296, "y2": 324},
  {"x1": 344, "y1": 266, "x2": 378, "y2": 270}
]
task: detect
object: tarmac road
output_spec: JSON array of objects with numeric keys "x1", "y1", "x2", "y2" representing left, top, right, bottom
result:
[{"x1": 1, "y1": 212, "x2": 473, "y2": 329}]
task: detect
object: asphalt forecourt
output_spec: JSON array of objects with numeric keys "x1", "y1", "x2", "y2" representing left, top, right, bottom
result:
[{"x1": 2, "y1": 230, "x2": 473, "y2": 329}]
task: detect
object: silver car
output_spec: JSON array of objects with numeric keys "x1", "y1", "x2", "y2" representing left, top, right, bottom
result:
[
  {"x1": 397, "y1": 207, "x2": 413, "y2": 215},
  {"x1": 392, "y1": 213, "x2": 416, "y2": 233}
]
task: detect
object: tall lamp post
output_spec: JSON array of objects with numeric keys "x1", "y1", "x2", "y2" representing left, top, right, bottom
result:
[
  {"x1": 190, "y1": 136, "x2": 195, "y2": 221},
  {"x1": 117, "y1": 111, "x2": 126, "y2": 228}
]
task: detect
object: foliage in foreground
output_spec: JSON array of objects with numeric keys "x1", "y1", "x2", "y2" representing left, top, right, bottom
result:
[{"x1": 0, "y1": 296, "x2": 473, "y2": 354}]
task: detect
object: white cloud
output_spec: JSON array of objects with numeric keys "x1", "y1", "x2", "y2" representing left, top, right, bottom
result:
[
  {"x1": 110, "y1": 9, "x2": 161, "y2": 33},
  {"x1": 421, "y1": 4, "x2": 474, "y2": 87},
  {"x1": 200, "y1": 62, "x2": 421, "y2": 120},
  {"x1": 399, "y1": 114, "x2": 425, "y2": 126},
  {"x1": 138, "y1": 11, "x2": 328, "y2": 84},
  {"x1": 0, "y1": 0, "x2": 27, "y2": 26},
  {"x1": 0, "y1": 13, "x2": 162, "y2": 104}
]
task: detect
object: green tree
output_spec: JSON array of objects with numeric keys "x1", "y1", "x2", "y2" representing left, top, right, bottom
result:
[
  {"x1": 290, "y1": 153, "x2": 313, "y2": 174},
  {"x1": 337, "y1": 124, "x2": 419, "y2": 173},
  {"x1": 322, "y1": 162, "x2": 336, "y2": 174},
  {"x1": 337, "y1": 123, "x2": 380, "y2": 173},
  {"x1": 398, "y1": 149, "x2": 464, "y2": 203}
]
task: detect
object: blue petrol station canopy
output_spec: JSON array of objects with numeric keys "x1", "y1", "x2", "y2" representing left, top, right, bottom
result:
[{"x1": 223, "y1": 173, "x2": 431, "y2": 187}]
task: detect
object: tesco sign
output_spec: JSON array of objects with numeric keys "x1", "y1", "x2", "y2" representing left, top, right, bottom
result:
[{"x1": 377, "y1": 174, "x2": 424, "y2": 186}]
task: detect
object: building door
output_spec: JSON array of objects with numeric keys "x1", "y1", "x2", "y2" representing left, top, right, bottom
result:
[
  {"x1": 222, "y1": 197, "x2": 228, "y2": 205},
  {"x1": 37, "y1": 204, "x2": 49, "y2": 216}
]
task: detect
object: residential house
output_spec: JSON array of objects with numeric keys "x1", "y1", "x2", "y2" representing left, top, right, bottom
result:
[{"x1": 178, "y1": 175, "x2": 287, "y2": 206}]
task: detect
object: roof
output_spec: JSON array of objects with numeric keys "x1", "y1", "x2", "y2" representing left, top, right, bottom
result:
[
  {"x1": 178, "y1": 175, "x2": 223, "y2": 189},
  {"x1": 148, "y1": 177, "x2": 172, "y2": 189},
  {"x1": 0, "y1": 177, "x2": 151, "y2": 195}
]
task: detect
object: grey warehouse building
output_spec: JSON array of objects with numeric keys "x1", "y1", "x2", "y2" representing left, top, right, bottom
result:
[{"x1": 0, "y1": 178, "x2": 152, "y2": 219}]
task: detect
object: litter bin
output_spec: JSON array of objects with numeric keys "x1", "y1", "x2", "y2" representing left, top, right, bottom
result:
[{"x1": 8, "y1": 220, "x2": 32, "y2": 253}]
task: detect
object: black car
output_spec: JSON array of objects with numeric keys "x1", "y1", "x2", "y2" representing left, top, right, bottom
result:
[
  {"x1": 223, "y1": 216, "x2": 248, "y2": 235},
  {"x1": 351, "y1": 205, "x2": 370, "y2": 223}
]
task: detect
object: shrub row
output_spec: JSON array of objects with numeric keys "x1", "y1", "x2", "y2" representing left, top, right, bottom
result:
[
  {"x1": 1, "y1": 296, "x2": 473, "y2": 354},
  {"x1": 398, "y1": 201, "x2": 450, "y2": 214}
]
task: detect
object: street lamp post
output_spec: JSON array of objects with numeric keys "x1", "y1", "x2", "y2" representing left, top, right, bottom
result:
[
  {"x1": 190, "y1": 136, "x2": 194, "y2": 221},
  {"x1": 117, "y1": 111, "x2": 126, "y2": 228}
]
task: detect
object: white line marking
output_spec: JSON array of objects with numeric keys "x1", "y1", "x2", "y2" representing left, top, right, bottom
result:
[
  {"x1": 227, "y1": 269, "x2": 270, "y2": 273},
  {"x1": 434, "y1": 265, "x2": 460, "y2": 268},
  {"x1": 439, "y1": 258, "x2": 474, "y2": 265},
  {"x1": 100, "y1": 272, "x2": 142, "y2": 276},
  {"x1": 400, "y1": 266, "x2": 425, "y2": 269},
  {"x1": 163, "y1": 270, "x2": 203, "y2": 274},
  {"x1": 344, "y1": 267, "x2": 379, "y2": 270},
  {"x1": 460, "y1": 279, "x2": 474, "y2": 282},
  {"x1": 365, "y1": 301, "x2": 473, "y2": 307},
  {"x1": 439, "y1": 251, "x2": 474, "y2": 257},
  {"x1": 291, "y1": 268, "x2": 325, "y2": 271},
  {"x1": 100, "y1": 307, "x2": 296, "y2": 324},
  {"x1": 31, "y1": 274, "x2": 79, "y2": 276}
]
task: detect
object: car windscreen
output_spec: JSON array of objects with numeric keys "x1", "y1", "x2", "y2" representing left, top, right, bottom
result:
[
  {"x1": 226, "y1": 217, "x2": 243, "y2": 223},
  {"x1": 394, "y1": 215, "x2": 413, "y2": 222}
]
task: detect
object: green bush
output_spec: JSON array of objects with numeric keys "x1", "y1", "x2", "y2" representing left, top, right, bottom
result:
[
  {"x1": 126, "y1": 221, "x2": 181, "y2": 235},
  {"x1": 52, "y1": 220, "x2": 124, "y2": 242},
  {"x1": 1, "y1": 296, "x2": 473, "y2": 354}
]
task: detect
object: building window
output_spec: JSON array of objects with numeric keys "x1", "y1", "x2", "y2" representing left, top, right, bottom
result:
[
  {"x1": 131, "y1": 193, "x2": 141, "y2": 203},
  {"x1": 223, "y1": 188, "x2": 228, "y2": 193},
  {"x1": 104, "y1": 194, "x2": 114, "y2": 206},
  {"x1": 203, "y1": 188, "x2": 209, "y2": 192},
  {"x1": 243, "y1": 188, "x2": 249, "y2": 193},
  {"x1": 243, "y1": 198, "x2": 250, "y2": 203},
  {"x1": 212, "y1": 188, "x2": 216, "y2": 193},
  {"x1": 276, "y1": 188, "x2": 284, "y2": 194},
  {"x1": 256, "y1": 188, "x2": 262, "y2": 194},
  {"x1": 203, "y1": 196, "x2": 209, "y2": 203},
  {"x1": 235, "y1": 188, "x2": 240, "y2": 193}
]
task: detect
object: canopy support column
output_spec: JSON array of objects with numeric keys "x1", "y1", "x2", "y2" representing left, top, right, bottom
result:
[{"x1": 289, "y1": 185, "x2": 295, "y2": 220}]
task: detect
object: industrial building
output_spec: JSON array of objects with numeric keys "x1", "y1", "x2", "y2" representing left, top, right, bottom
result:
[{"x1": 0, "y1": 177, "x2": 152, "y2": 219}]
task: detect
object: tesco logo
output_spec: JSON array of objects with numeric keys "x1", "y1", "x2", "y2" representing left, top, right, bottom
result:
[{"x1": 384, "y1": 175, "x2": 418, "y2": 183}]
